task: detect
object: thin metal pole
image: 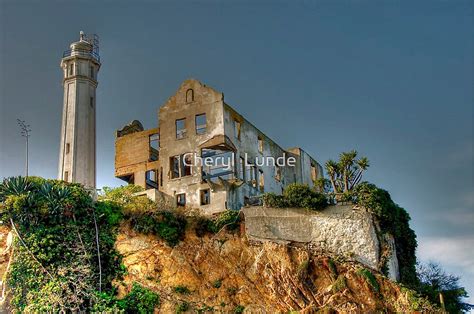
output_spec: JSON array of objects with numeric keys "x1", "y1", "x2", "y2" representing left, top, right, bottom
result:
[
  {"x1": 25, "y1": 135, "x2": 29, "y2": 177},
  {"x1": 17, "y1": 119, "x2": 31, "y2": 177}
]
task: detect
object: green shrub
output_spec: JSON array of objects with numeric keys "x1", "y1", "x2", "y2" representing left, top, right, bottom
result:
[
  {"x1": 234, "y1": 305, "x2": 245, "y2": 313},
  {"x1": 328, "y1": 258, "x2": 338, "y2": 280},
  {"x1": 1, "y1": 177, "x2": 123, "y2": 312},
  {"x1": 126, "y1": 210, "x2": 187, "y2": 247},
  {"x1": 353, "y1": 182, "x2": 418, "y2": 286},
  {"x1": 174, "y1": 285, "x2": 191, "y2": 294},
  {"x1": 331, "y1": 275, "x2": 347, "y2": 293},
  {"x1": 262, "y1": 193, "x2": 288, "y2": 208},
  {"x1": 212, "y1": 279, "x2": 222, "y2": 288},
  {"x1": 100, "y1": 185, "x2": 144, "y2": 204},
  {"x1": 297, "y1": 259, "x2": 309, "y2": 279},
  {"x1": 356, "y1": 268, "x2": 380, "y2": 293},
  {"x1": 212, "y1": 210, "x2": 241, "y2": 232},
  {"x1": 121, "y1": 282, "x2": 160, "y2": 313},
  {"x1": 193, "y1": 216, "x2": 214, "y2": 237},
  {"x1": 262, "y1": 184, "x2": 328, "y2": 211},
  {"x1": 155, "y1": 211, "x2": 187, "y2": 246},
  {"x1": 176, "y1": 301, "x2": 189, "y2": 313}
]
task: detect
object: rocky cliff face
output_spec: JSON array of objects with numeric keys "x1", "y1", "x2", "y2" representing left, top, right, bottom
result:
[{"x1": 115, "y1": 223, "x2": 427, "y2": 313}]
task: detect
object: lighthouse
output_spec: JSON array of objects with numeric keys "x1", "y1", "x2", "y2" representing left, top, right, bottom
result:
[{"x1": 58, "y1": 32, "x2": 101, "y2": 190}]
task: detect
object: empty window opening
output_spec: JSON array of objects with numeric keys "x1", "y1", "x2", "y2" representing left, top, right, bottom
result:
[
  {"x1": 259, "y1": 169, "x2": 264, "y2": 192},
  {"x1": 200, "y1": 189, "x2": 210, "y2": 205},
  {"x1": 239, "y1": 156, "x2": 245, "y2": 181},
  {"x1": 195, "y1": 114, "x2": 207, "y2": 135},
  {"x1": 258, "y1": 136, "x2": 263, "y2": 153},
  {"x1": 149, "y1": 133, "x2": 159, "y2": 161},
  {"x1": 66, "y1": 143, "x2": 70, "y2": 154},
  {"x1": 170, "y1": 154, "x2": 192, "y2": 179},
  {"x1": 176, "y1": 118, "x2": 186, "y2": 139},
  {"x1": 146, "y1": 170, "x2": 158, "y2": 189},
  {"x1": 201, "y1": 148, "x2": 235, "y2": 182},
  {"x1": 234, "y1": 119, "x2": 241, "y2": 140},
  {"x1": 183, "y1": 154, "x2": 192, "y2": 176},
  {"x1": 170, "y1": 156, "x2": 180, "y2": 179},
  {"x1": 275, "y1": 165, "x2": 281, "y2": 181},
  {"x1": 64, "y1": 171, "x2": 69, "y2": 182},
  {"x1": 176, "y1": 193, "x2": 186, "y2": 207},
  {"x1": 252, "y1": 166, "x2": 258, "y2": 188},
  {"x1": 90, "y1": 96, "x2": 94, "y2": 108},
  {"x1": 69, "y1": 63, "x2": 74, "y2": 76},
  {"x1": 186, "y1": 89, "x2": 194, "y2": 103},
  {"x1": 311, "y1": 164, "x2": 318, "y2": 182}
]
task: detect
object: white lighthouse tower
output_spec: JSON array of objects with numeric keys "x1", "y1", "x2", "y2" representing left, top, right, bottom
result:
[{"x1": 58, "y1": 32, "x2": 101, "y2": 190}]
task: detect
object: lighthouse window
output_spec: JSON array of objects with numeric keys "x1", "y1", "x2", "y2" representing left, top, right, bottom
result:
[
  {"x1": 64, "y1": 171, "x2": 69, "y2": 182},
  {"x1": 90, "y1": 97, "x2": 94, "y2": 108},
  {"x1": 66, "y1": 143, "x2": 70, "y2": 154},
  {"x1": 69, "y1": 63, "x2": 74, "y2": 76},
  {"x1": 90, "y1": 66, "x2": 94, "y2": 79}
]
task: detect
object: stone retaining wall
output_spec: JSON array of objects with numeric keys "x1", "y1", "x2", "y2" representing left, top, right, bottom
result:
[{"x1": 243, "y1": 205, "x2": 395, "y2": 276}]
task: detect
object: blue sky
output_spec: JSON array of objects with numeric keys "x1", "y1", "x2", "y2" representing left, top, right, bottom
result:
[{"x1": 1, "y1": 0, "x2": 473, "y2": 304}]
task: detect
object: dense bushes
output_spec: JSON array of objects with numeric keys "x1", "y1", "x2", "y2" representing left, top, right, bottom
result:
[
  {"x1": 193, "y1": 210, "x2": 241, "y2": 236},
  {"x1": 352, "y1": 182, "x2": 418, "y2": 287},
  {"x1": 120, "y1": 282, "x2": 160, "y2": 313},
  {"x1": 0, "y1": 176, "x2": 124, "y2": 312},
  {"x1": 127, "y1": 209, "x2": 187, "y2": 246},
  {"x1": 262, "y1": 183, "x2": 328, "y2": 210},
  {"x1": 0, "y1": 178, "x2": 168, "y2": 312},
  {"x1": 100, "y1": 184, "x2": 186, "y2": 247}
]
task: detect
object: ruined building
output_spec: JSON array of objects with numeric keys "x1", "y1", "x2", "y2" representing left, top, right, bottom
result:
[
  {"x1": 115, "y1": 79, "x2": 323, "y2": 214},
  {"x1": 58, "y1": 32, "x2": 101, "y2": 189}
]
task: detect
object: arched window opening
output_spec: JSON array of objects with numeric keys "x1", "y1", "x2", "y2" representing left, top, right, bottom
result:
[{"x1": 186, "y1": 89, "x2": 194, "y2": 103}]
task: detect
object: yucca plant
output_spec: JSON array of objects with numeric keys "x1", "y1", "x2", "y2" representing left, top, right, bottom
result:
[{"x1": 0, "y1": 176, "x2": 33, "y2": 201}]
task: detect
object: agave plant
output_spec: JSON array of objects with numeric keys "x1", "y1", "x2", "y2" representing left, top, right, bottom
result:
[
  {"x1": 0, "y1": 176, "x2": 33, "y2": 201},
  {"x1": 39, "y1": 182, "x2": 72, "y2": 216}
]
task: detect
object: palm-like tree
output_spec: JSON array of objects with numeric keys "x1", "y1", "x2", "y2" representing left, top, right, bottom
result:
[
  {"x1": 338, "y1": 150, "x2": 357, "y2": 192},
  {"x1": 324, "y1": 150, "x2": 370, "y2": 193},
  {"x1": 324, "y1": 160, "x2": 340, "y2": 193}
]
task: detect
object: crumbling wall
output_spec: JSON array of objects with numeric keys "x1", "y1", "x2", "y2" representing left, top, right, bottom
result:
[{"x1": 243, "y1": 205, "x2": 399, "y2": 280}]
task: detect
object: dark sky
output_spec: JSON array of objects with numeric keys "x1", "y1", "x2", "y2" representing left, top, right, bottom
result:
[{"x1": 1, "y1": 0, "x2": 473, "y2": 302}]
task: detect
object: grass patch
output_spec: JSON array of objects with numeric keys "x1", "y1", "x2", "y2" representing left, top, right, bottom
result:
[
  {"x1": 212, "y1": 279, "x2": 222, "y2": 288},
  {"x1": 357, "y1": 268, "x2": 380, "y2": 293},
  {"x1": 331, "y1": 275, "x2": 347, "y2": 293},
  {"x1": 173, "y1": 285, "x2": 191, "y2": 294}
]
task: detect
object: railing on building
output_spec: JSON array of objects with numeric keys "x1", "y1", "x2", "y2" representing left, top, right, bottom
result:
[{"x1": 62, "y1": 49, "x2": 101, "y2": 62}]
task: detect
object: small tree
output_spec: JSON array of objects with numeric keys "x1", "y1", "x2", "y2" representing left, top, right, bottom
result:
[
  {"x1": 416, "y1": 262, "x2": 473, "y2": 313},
  {"x1": 324, "y1": 150, "x2": 369, "y2": 193}
]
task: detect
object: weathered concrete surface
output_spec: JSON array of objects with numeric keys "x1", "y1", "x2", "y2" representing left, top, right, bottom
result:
[
  {"x1": 243, "y1": 205, "x2": 382, "y2": 271},
  {"x1": 58, "y1": 33, "x2": 101, "y2": 189},
  {"x1": 114, "y1": 79, "x2": 325, "y2": 215},
  {"x1": 385, "y1": 233, "x2": 400, "y2": 281}
]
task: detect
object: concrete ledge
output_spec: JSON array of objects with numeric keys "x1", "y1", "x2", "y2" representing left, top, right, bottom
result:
[{"x1": 242, "y1": 205, "x2": 381, "y2": 271}]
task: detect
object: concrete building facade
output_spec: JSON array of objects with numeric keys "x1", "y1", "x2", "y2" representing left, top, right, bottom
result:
[
  {"x1": 58, "y1": 32, "x2": 100, "y2": 189},
  {"x1": 115, "y1": 79, "x2": 323, "y2": 214}
]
